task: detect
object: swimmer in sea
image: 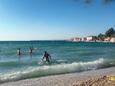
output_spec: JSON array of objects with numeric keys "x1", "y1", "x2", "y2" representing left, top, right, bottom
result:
[
  {"x1": 29, "y1": 47, "x2": 33, "y2": 55},
  {"x1": 42, "y1": 51, "x2": 51, "y2": 63},
  {"x1": 17, "y1": 48, "x2": 21, "y2": 56}
]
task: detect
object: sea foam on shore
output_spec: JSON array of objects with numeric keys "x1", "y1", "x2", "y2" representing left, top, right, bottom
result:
[
  {"x1": 0, "y1": 67, "x2": 115, "y2": 86},
  {"x1": 0, "y1": 58, "x2": 107, "y2": 83}
]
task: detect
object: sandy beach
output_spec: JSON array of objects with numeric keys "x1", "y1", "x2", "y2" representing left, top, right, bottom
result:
[{"x1": 0, "y1": 67, "x2": 115, "y2": 86}]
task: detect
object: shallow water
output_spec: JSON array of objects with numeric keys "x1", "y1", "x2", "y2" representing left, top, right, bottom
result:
[{"x1": 0, "y1": 41, "x2": 115, "y2": 83}]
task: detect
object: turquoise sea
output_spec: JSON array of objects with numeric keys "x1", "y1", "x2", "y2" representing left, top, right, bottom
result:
[{"x1": 0, "y1": 41, "x2": 115, "y2": 83}]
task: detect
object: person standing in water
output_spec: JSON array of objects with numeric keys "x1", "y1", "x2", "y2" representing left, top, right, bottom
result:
[
  {"x1": 42, "y1": 51, "x2": 51, "y2": 63},
  {"x1": 29, "y1": 47, "x2": 33, "y2": 56},
  {"x1": 17, "y1": 48, "x2": 21, "y2": 56}
]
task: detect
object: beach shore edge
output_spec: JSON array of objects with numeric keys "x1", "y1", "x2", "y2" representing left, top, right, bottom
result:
[{"x1": 0, "y1": 67, "x2": 115, "y2": 86}]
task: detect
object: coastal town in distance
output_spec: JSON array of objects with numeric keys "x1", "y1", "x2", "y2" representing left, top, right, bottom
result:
[{"x1": 68, "y1": 27, "x2": 115, "y2": 43}]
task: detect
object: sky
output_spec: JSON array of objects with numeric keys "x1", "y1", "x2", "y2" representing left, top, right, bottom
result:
[{"x1": 0, "y1": 0, "x2": 115, "y2": 40}]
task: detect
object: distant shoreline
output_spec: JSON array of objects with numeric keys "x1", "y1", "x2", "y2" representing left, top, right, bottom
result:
[
  {"x1": 66, "y1": 40, "x2": 115, "y2": 44},
  {"x1": 0, "y1": 40, "x2": 114, "y2": 43}
]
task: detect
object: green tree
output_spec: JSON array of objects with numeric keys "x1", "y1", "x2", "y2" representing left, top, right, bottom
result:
[
  {"x1": 105, "y1": 28, "x2": 115, "y2": 37},
  {"x1": 98, "y1": 33, "x2": 105, "y2": 41}
]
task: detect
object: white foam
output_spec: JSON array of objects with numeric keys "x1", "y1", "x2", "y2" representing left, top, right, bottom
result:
[{"x1": 0, "y1": 58, "x2": 105, "y2": 83}]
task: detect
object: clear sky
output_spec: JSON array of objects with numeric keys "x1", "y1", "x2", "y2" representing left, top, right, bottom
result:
[{"x1": 0, "y1": 0, "x2": 115, "y2": 40}]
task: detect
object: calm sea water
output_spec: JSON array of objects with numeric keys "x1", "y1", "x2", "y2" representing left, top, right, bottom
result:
[{"x1": 0, "y1": 41, "x2": 115, "y2": 83}]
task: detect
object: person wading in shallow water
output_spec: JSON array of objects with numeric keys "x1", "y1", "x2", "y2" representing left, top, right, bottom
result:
[
  {"x1": 42, "y1": 51, "x2": 51, "y2": 63},
  {"x1": 29, "y1": 47, "x2": 33, "y2": 56},
  {"x1": 17, "y1": 48, "x2": 21, "y2": 56}
]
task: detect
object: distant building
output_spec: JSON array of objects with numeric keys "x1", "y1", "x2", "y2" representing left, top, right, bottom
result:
[
  {"x1": 110, "y1": 37, "x2": 115, "y2": 43},
  {"x1": 81, "y1": 37, "x2": 87, "y2": 41},
  {"x1": 104, "y1": 37, "x2": 111, "y2": 42},
  {"x1": 86, "y1": 36, "x2": 96, "y2": 42},
  {"x1": 73, "y1": 37, "x2": 81, "y2": 42}
]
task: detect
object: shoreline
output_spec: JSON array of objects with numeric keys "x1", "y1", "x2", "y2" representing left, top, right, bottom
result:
[
  {"x1": 0, "y1": 67, "x2": 115, "y2": 86},
  {"x1": 67, "y1": 40, "x2": 115, "y2": 43}
]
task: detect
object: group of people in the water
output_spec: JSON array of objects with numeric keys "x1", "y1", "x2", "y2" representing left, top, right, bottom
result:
[
  {"x1": 17, "y1": 48, "x2": 51, "y2": 63},
  {"x1": 17, "y1": 47, "x2": 33, "y2": 56}
]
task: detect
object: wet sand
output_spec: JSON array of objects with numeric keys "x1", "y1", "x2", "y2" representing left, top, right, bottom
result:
[{"x1": 0, "y1": 67, "x2": 115, "y2": 86}]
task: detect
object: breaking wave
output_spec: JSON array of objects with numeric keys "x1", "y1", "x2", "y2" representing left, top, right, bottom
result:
[{"x1": 1, "y1": 58, "x2": 113, "y2": 83}]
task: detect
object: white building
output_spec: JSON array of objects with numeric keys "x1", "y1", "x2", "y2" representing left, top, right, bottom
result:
[
  {"x1": 110, "y1": 37, "x2": 115, "y2": 43},
  {"x1": 81, "y1": 37, "x2": 87, "y2": 41},
  {"x1": 73, "y1": 37, "x2": 81, "y2": 42},
  {"x1": 104, "y1": 37, "x2": 111, "y2": 42},
  {"x1": 86, "y1": 36, "x2": 96, "y2": 42}
]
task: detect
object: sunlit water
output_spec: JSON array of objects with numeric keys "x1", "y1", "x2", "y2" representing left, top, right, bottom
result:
[{"x1": 0, "y1": 41, "x2": 115, "y2": 83}]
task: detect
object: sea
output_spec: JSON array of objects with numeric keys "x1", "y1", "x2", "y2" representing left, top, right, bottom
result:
[{"x1": 0, "y1": 41, "x2": 115, "y2": 83}]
